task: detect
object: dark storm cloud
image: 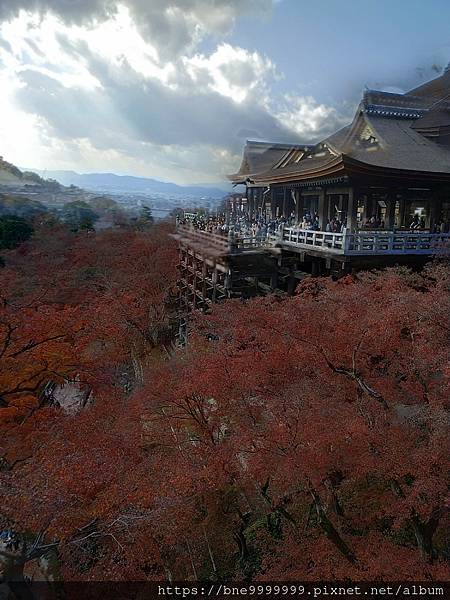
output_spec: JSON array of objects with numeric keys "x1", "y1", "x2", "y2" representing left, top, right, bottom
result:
[
  {"x1": 0, "y1": 0, "x2": 273, "y2": 60},
  {"x1": 1, "y1": 0, "x2": 347, "y2": 178},
  {"x1": 16, "y1": 55, "x2": 298, "y2": 153},
  {"x1": 0, "y1": 0, "x2": 113, "y2": 26}
]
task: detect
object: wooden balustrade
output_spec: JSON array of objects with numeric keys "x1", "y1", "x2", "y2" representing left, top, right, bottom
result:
[
  {"x1": 281, "y1": 227, "x2": 450, "y2": 255},
  {"x1": 282, "y1": 228, "x2": 344, "y2": 250},
  {"x1": 176, "y1": 224, "x2": 274, "y2": 253},
  {"x1": 176, "y1": 224, "x2": 230, "y2": 253},
  {"x1": 176, "y1": 224, "x2": 450, "y2": 257}
]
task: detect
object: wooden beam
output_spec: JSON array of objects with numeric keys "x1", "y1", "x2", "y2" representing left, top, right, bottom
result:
[
  {"x1": 385, "y1": 191, "x2": 396, "y2": 230},
  {"x1": 347, "y1": 187, "x2": 357, "y2": 232},
  {"x1": 318, "y1": 188, "x2": 327, "y2": 230}
]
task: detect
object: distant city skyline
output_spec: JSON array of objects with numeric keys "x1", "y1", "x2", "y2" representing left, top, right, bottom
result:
[{"x1": 1, "y1": 0, "x2": 450, "y2": 184}]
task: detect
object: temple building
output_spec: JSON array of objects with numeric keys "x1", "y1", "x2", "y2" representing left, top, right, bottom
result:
[
  {"x1": 174, "y1": 67, "x2": 450, "y2": 324},
  {"x1": 229, "y1": 66, "x2": 450, "y2": 241}
]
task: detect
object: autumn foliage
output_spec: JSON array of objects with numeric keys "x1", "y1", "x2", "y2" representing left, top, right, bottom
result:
[{"x1": 0, "y1": 222, "x2": 449, "y2": 582}]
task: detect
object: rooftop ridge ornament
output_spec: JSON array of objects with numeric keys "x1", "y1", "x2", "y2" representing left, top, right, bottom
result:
[{"x1": 364, "y1": 105, "x2": 423, "y2": 118}]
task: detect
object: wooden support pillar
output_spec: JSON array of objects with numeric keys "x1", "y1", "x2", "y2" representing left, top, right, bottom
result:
[
  {"x1": 282, "y1": 187, "x2": 287, "y2": 218},
  {"x1": 347, "y1": 187, "x2": 357, "y2": 232},
  {"x1": 224, "y1": 268, "x2": 231, "y2": 295},
  {"x1": 192, "y1": 256, "x2": 197, "y2": 308},
  {"x1": 212, "y1": 268, "x2": 218, "y2": 303},
  {"x1": 318, "y1": 188, "x2": 326, "y2": 230},
  {"x1": 262, "y1": 188, "x2": 268, "y2": 220},
  {"x1": 296, "y1": 190, "x2": 303, "y2": 223},
  {"x1": 398, "y1": 195, "x2": 406, "y2": 228},
  {"x1": 202, "y1": 260, "x2": 207, "y2": 304},
  {"x1": 255, "y1": 188, "x2": 261, "y2": 218},
  {"x1": 365, "y1": 193, "x2": 374, "y2": 221},
  {"x1": 270, "y1": 188, "x2": 276, "y2": 219},
  {"x1": 311, "y1": 258, "x2": 322, "y2": 276},
  {"x1": 326, "y1": 194, "x2": 333, "y2": 221},
  {"x1": 430, "y1": 194, "x2": 442, "y2": 231},
  {"x1": 385, "y1": 192, "x2": 396, "y2": 230},
  {"x1": 287, "y1": 273, "x2": 296, "y2": 295},
  {"x1": 270, "y1": 271, "x2": 278, "y2": 290},
  {"x1": 403, "y1": 197, "x2": 412, "y2": 227},
  {"x1": 244, "y1": 186, "x2": 249, "y2": 221}
]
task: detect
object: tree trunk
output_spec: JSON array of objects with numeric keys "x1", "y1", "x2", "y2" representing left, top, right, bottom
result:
[
  {"x1": 2, "y1": 558, "x2": 36, "y2": 600},
  {"x1": 325, "y1": 477, "x2": 344, "y2": 517},
  {"x1": 310, "y1": 488, "x2": 356, "y2": 564},
  {"x1": 390, "y1": 480, "x2": 441, "y2": 561},
  {"x1": 410, "y1": 510, "x2": 440, "y2": 561},
  {"x1": 233, "y1": 527, "x2": 249, "y2": 562}
]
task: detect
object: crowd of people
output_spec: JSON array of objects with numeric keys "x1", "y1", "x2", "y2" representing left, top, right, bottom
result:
[
  {"x1": 177, "y1": 211, "x2": 327, "y2": 237},
  {"x1": 177, "y1": 213, "x2": 289, "y2": 239},
  {"x1": 176, "y1": 210, "x2": 450, "y2": 239},
  {"x1": 362, "y1": 215, "x2": 386, "y2": 229}
]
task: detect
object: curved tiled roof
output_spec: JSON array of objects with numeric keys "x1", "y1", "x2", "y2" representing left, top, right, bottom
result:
[
  {"x1": 231, "y1": 65, "x2": 450, "y2": 185},
  {"x1": 347, "y1": 114, "x2": 450, "y2": 173},
  {"x1": 322, "y1": 125, "x2": 351, "y2": 153},
  {"x1": 228, "y1": 140, "x2": 311, "y2": 183},
  {"x1": 408, "y1": 69, "x2": 450, "y2": 105}
]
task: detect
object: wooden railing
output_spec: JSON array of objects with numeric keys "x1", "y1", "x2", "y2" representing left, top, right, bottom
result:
[
  {"x1": 175, "y1": 225, "x2": 230, "y2": 253},
  {"x1": 345, "y1": 231, "x2": 450, "y2": 255},
  {"x1": 280, "y1": 227, "x2": 450, "y2": 256},
  {"x1": 175, "y1": 224, "x2": 274, "y2": 253},
  {"x1": 281, "y1": 228, "x2": 345, "y2": 251},
  {"x1": 232, "y1": 234, "x2": 274, "y2": 250},
  {"x1": 176, "y1": 224, "x2": 450, "y2": 257}
]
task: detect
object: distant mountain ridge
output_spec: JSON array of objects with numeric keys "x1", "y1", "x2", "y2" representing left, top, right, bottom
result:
[{"x1": 26, "y1": 169, "x2": 230, "y2": 198}]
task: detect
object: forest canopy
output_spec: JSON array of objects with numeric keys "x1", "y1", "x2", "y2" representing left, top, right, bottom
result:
[{"x1": 0, "y1": 222, "x2": 449, "y2": 583}]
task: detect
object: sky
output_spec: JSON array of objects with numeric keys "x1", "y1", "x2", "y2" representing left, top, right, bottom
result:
[{"x1": 0, "y1": 0, "x2": 450, "y2": 184}]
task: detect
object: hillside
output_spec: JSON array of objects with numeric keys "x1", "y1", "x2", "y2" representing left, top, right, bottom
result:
[
  {"x1": 0, "y1": 157, "x2": 62, "y2": 191},
  {"x1": 0, "y1": 157, "x2": 41, "y2": 187}
]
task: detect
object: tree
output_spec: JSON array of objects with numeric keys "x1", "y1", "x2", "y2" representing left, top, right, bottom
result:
[
  {"x1": 1, "y1": 217, "x2": 448, "y2": 583},
  {"x1": 129, "y1": 263, "x2": 450, "y2": 580},
  {"x1": 62, "y1": 201, "x2": 98, "y2": 232},
  {"x1": 133, "y1": 206, "x2": 155, "y2": 230},
  {"x1": 0, "y1": 222, "x2": 178, "y2": 581},
  {"x1": 0, "y1": 195, "x2": 48, "y2": 219},
  {"x1": 0, "y1": 222, "x2": 178, "y2": 425},
  {"x1": 88, "y1": 196, "x2": 120, "y2": 214},
  {"x1": 0, "y1": 216, "x2": 33, "y2": 250}
]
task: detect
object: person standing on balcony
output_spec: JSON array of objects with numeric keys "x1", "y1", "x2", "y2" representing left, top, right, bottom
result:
[{"x1": 410, "y1": 214, "x2": 420, "y2": 229}]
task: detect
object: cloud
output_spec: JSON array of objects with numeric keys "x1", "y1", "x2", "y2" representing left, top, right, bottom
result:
[
  {"x1": 275, "y1": 94, "x2": 349, "y2": 140},
  {"x1": 0, "y1": 7, "x2": 349, "y2": 183},
  {"x1": 184, "y1": 43, "x2": 276, "y2": 103},
  {"x1": 15, "y1": 51, "x2": 293, "y2": 152},
  {"x1": 0, "y1": 0, "x2": 273, "y2": 61}
]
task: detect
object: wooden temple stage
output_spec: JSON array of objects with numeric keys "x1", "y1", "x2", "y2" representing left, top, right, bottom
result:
[
  {"x1": 173, "y1": 223, "x2": 450, "y2": 316},
  {"x1": 174, "y1": 63, "x2": 450, "y2": 331},
  {"x1": 173, "y1": 225, "x2": 280, "y2": 314}
]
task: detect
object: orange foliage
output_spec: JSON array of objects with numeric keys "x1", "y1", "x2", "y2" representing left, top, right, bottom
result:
[{"x1": 1, "y1": 222, "x2": 449, "y2": 582}]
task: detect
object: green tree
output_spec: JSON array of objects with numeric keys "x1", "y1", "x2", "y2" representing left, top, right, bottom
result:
[
  {"x1": 0, "y1": 195, "x2": 47, "y2": 219},
  {"x1": 0, "y1": 215, "x2": 33, "y2": 250},
  {"x1": 141, "y1": 205, "x2": 154, "y2": 224},
  {"x1": 133, "y1": 205, "x2": 154, "y2": 230},
  {"x1": 62, "y1": 201, "x2": 98, "y2": 232}
]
